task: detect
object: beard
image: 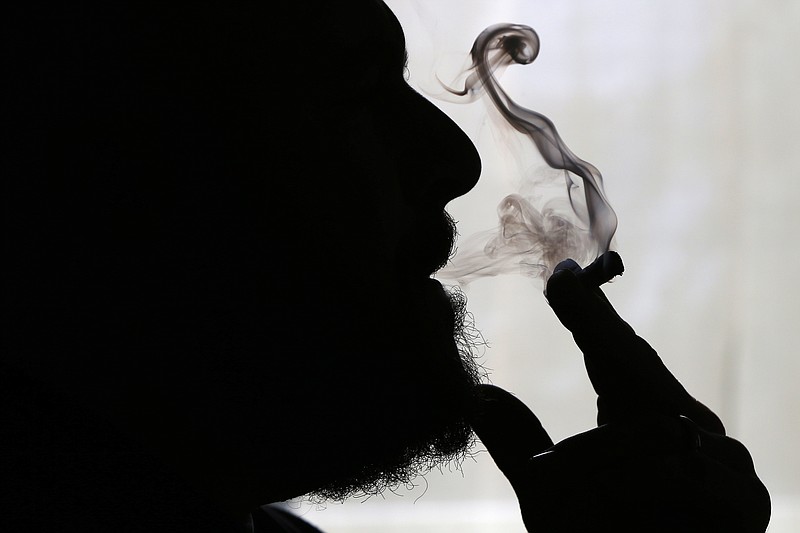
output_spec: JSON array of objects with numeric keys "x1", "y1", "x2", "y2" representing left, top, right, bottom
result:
[{"x1": 303, "y1": 283, "x2": 487, "y2": 503}]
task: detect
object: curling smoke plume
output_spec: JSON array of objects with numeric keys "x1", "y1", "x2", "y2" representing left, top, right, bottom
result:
[{"x1": 435, "y1": 24, "x2": 618, "y2": 286}]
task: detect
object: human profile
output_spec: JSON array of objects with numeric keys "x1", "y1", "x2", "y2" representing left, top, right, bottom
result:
[{"x1": 2, "y1": 2, "x2": 770, "y2": 532}]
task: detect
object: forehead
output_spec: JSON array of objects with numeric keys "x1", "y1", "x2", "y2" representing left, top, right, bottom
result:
[
  {"x1": 284, "y1": 2, "x2": 407, "y2": 97},
  {"x1": 322, "y1": 1, "x2": 405, "y2": 63}
]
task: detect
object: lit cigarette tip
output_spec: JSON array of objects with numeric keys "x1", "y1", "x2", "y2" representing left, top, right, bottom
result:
[{"x1": 578, "y1": 251, "x2": 624, "y2": 287}]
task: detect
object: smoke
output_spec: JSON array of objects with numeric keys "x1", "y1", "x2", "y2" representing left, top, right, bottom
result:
[{"x1": 433, "y1": 24, "x2": 618, "y2": 286}]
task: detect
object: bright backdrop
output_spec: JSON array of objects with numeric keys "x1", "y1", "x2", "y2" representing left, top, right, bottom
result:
[{"x1": 291, "y1": 1, "x2": 800, "y2": 531}]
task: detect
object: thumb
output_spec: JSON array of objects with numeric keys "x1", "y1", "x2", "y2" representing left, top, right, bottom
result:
[{"x1": 470, "y1": 384, "x2": 553, "y2": 488}]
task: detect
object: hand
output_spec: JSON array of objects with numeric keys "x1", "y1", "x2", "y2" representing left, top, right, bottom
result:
[
  {"x1": 470, "y1": 253, "x2": 771, "y2": 532},
  {"x1": 545, "y1": 255, "x2": 723, "y2": 430}
]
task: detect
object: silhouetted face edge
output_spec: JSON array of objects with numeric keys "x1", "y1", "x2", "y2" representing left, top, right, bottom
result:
[
  {"x1": 258, "y1": 0, "x2": 485, "y2": 503},
  {"x1": 3, "y1": 0, "x2": 484, "y2": 509}
]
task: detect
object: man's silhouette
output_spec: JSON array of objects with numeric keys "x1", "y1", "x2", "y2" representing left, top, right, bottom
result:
[{"x1": 2, "y1": 2, "x2": 770, "y2": 531}]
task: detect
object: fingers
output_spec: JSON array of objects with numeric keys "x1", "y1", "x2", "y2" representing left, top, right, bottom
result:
[
  {"x1": 470, "y1": 384, "x2": 553, "y2": 488},
  {"x1": 690, "y1": 420, "x2": 755, "y2": 476},
  {"x1": 547, "y1": 262, "x2": 679, "y2": 413},
  {"x1": 689, "y1": 425, "x2": 772, "y2": 530},
  {"x1": 546, "y1": 254, "x2": 726, "y2": 434},
  {"x1": 678, "y1": 397, "x2": 726, "y2": 436},
  {"x1": 529, "y1": 417, "x2": 697, "y2": 474},
  {"x1": 546, "y1": 259, "x2": 633, "y2": 345},
  {"x1": 519, "y1": 421, "x2": 770, "y2": 532},
  {"x1": 519, "y1": 420, "x2": 701, "y2": 532},
  {"x1": 596, "y1": 390, "x2": 726, "y2": 436}
]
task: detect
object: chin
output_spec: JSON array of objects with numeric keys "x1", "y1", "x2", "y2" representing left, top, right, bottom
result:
[
  {"x1": 294, "y1": 283, "x2": 486, "y2": 503},
  {"x1": 257, "y1": 274, "x2": 485, "y2": 503}
]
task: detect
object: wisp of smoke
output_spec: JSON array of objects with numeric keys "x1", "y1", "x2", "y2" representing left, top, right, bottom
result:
[{"x1": 434, "y1": 24, "x2": 618, "y2": 286}]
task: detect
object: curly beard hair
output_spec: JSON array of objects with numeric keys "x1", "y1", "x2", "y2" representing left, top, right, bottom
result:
[{"x1": 306, "y1": 284, "x2": 487, "y2": 503}]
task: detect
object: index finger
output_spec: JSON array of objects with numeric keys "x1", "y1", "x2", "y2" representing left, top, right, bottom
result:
[
  {"x1": 546, "y1": 256, "x2": 633, "y2": 344},
  {"x1": 545, "y1": 254, "x2": 725, "y2": 434}
]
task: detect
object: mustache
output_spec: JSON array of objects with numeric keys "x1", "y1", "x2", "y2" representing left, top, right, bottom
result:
[
  {"x1": 402, "y1": 209, "x2": 459, "y2": 277},
  {"x1": 430, "y1": 210, "x2": 459, "y2": 273}
]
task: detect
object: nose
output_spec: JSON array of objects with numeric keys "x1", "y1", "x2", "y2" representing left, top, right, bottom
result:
[{"x1": 379, "y1": 85, "x2": 482, "y2": 209}]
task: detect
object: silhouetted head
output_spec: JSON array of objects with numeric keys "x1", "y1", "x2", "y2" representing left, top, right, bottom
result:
[{"x1": 4, "y1": 0, "x2": 483, "y2": 519}]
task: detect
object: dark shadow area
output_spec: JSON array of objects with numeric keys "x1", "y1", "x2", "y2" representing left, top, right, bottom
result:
[{"x1": 2, "y1": 2, "x2": 769, "y2": 532}]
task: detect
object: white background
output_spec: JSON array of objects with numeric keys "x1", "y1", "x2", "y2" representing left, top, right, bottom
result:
[{"x1": 292, "y1": 1, "x2": 800, "y2": 531}]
